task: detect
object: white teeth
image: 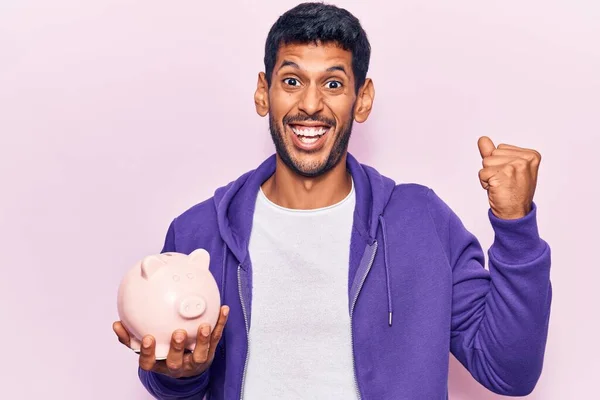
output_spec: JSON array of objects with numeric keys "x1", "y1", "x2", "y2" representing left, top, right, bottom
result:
[
  {"x1": 299, "y1": 136, "x2": 319, "y2": 144},
  {"x1": 291, "y1": 126, "x2": 328, "y2": 137}
]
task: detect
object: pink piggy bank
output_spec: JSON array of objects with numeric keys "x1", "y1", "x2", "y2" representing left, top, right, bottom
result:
[{"x1": 117, "y1": 248, "x2": 221, "y2": 359}]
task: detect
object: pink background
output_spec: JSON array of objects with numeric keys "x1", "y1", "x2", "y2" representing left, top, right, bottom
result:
[{"x1": 1, "y1": 0, "x2": 598, "y2": 398}]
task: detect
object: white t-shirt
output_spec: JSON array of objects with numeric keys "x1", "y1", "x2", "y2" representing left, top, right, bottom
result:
[{"x1": 242, "y1": 181, "x2": 358, "y2": 399}]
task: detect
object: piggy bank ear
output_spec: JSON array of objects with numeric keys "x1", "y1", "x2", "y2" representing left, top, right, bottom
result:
[
  {"x1": 140, "y1": 255, "x2": 166, "y2": 280},
  {"x1": 188, "y1": 248, "x2": 210, "y2": 270}
]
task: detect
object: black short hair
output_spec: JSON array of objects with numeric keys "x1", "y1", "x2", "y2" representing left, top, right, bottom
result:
[{"x1": 264, "y1": 2, "x2": 371, "y2": 93}]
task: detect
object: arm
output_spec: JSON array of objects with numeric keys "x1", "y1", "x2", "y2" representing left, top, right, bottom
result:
[
  {"x1": 427, "y1": 189, "x2": 552, "y2": 396},
  {"x1": 137, "y1": 219, "x2": 212, "y2": 400},
  {"x1": 139, "y1": 370, "x2": 210, "y2": 400},
  {"x1": 138, "y1": 368, "x2": 210, "y2": 400}
]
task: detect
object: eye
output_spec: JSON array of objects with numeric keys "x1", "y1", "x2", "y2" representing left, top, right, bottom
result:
[
  {"x1": 326, "y1": 80, "x2": 343, "y2": 89},
  {"x1": 283, "y1": 78, "x2": 299, "y2": 87}
]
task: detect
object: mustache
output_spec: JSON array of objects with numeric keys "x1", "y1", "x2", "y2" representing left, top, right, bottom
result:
[{"x1": 282, "y1": 114, "x2": 336, "y2": 127}]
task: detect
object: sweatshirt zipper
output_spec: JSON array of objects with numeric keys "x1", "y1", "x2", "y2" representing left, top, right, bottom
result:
[
  {"x1": 350, "y1": 241, "x2": 378, "y2": 400},
  {"x1": 237, "y1": 264, "x2": 250, "y2": 400}
]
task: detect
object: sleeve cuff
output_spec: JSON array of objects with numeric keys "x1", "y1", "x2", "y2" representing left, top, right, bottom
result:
[
  {"x1": 143, "y1": 368, "x2": 209, "y2": 397},
  {"x1": 488, "y1": 202, "x2": 548, "y2": 265}
]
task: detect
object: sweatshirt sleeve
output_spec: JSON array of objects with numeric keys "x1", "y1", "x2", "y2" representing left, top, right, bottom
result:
[
  {"x1": 137, "y1": 218, "x2": 212, "y2": 399},
  {"x1": 426, "y1": 189, "x2": 552, "y2": 396}
]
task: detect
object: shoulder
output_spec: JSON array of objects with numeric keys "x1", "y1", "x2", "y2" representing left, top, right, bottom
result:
[
  {"x1": 387, "y1": 183, "x2": 432, "y2": 212},
  {"x1": 384, "y1": 183, "x2": 458, "y2": 238},
  {"x1": 390, "y1": 182, "x2": 430, "y2": 200},
  {"x1": 389, "y1": 183, "x2": 453, "y2": 215}
]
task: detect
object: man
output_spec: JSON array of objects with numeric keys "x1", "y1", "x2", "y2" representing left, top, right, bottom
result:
[{"x1": 113, "y1": 2, "x2": 552, "y2": 399}]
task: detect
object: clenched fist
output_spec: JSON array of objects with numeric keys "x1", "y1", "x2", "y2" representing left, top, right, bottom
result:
[{"x1": 477, "y1": 136, "x2": 542, "y2": 220}]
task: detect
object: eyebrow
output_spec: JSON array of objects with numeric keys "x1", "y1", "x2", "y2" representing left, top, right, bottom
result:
[
  {"x1": 326, "y1": 65, "x2": 347, "y2": 75},
  {"x1": 278, "y1": 60, "x2": 300, "y2": 71},
  {"x1": 277, "y1": 60, "x2": 348, "y2": 76}
]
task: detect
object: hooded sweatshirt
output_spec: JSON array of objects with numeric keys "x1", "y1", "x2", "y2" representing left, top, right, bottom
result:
[{"x1": 138, "y1": 153, "x2": 552, "y2": 400}]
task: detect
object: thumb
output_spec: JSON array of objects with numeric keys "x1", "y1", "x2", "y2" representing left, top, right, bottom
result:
[{"x1": 477, "y1": 136, "x2": 496, "y2": 159}]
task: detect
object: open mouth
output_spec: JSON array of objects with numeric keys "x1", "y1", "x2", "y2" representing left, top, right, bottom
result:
[{"x1": 288, "y1": 124, "x2": 331, "y2": 149}]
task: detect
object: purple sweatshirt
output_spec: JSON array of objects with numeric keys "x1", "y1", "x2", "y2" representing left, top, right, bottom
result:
[{"x1": 138, "y1": 153, "x2": 552, "y2": 399}]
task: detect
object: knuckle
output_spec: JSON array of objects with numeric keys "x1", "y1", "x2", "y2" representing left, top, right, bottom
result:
[
  {"x1": 166, "y1": 360, "x2": 181, "y2": 372},
  {"x1": 183, "y1": 363, "x2": 195, "y2": 374},
  {"x1": 183, "y1": 355, "x2": 195, "y2": 370},
  {"x1": 193, "y1": 353, "x2": 208, "y2": 364},
  {"x1": 194, "y1": 352, "x2": 209, "y2": 364},
  {"x1": 503, "y1": 164, "x2": 516, "y2": 174},
  {"x1": 139, "y1": 359, "x2": 154, "y2": 371},
  {"x1": 513, "y1": 158, "x2": 528, "y2": 169}
]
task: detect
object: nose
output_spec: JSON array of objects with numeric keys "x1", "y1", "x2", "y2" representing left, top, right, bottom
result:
[
  {"x1": 298, "y1": 83, "x2": 324, "y2": 116},
  {"x1": 178, "y1": 295, "x2": 207, "y2": 319}
]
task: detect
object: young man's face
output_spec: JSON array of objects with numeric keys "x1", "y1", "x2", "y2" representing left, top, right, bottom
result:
[{"x1": 255, "y1": 41, "x2": 374, "y2": 177}]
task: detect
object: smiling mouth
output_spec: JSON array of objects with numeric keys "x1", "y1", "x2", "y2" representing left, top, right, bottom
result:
[{"x1": 289, "y1": 124, "x2": 331, "y2": 145}]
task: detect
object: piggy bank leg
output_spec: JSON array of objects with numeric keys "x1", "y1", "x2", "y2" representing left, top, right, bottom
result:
[
  {"x1": 129, "y1": 336, "x2": 142, "y2": 353},
  {"x1": 154, "y1": 344, "x2": 170, "y2": 360}
]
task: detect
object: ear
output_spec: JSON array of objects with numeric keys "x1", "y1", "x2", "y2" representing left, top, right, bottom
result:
[
  {"x1": 188, "y1": 248, "x2": 210, "y2": 270},
  {"x1": 353, "y1": 78, "x2": 375, "y2": 123},
  {"x1": 140, "y1": 255, "x2": 166, "y2": 280},
  {"x1": 254, "y1": 72, "x2": 270, "y2": 117}
]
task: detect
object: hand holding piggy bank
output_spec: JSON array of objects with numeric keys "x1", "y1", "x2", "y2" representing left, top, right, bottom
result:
[{"x1": 113, "y1": 249, "x2": 229, "y2": 378}]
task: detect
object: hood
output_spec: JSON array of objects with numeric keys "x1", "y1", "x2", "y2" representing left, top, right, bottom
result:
[{"x1": 213, "y1": 153, "x2": 396, "y2": 263}]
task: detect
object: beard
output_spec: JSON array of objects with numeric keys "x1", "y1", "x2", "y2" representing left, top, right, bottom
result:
[{"x1": 268, "y1": 111, "x2": 354, "y2": 178}]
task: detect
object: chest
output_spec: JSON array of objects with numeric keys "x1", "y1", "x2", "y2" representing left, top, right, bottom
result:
[{"x1": 247, "y1": 213, "x2": 354, "y2": 330}]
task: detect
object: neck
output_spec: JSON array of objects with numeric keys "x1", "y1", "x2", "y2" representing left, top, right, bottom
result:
[{"x1": 261, "y1": 153, "x2": 352, "y2": 210}]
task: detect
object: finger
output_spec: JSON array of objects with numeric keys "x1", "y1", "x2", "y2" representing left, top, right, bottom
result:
[
  {"x1": 482, "y1": 155, "x2": 516, "y2": 168},
  {"x1": 113, "y1": 321, "x2": 130, "y2": 347},
  {"x1": 477, "y1": 136, "x2": 496, "y2": 159},
  {"x1": 492, "y1": 148, "x2": 538, "y2": 162},
  {"x1": 207, "y1": 306, "x2": 230, "y2": 360},
  {"x1": 478, "y1": 167, "x2": 501, "y2": 189},
  {"x1": 139, "y1": 335, "x2": 157, "y2": 371},
  {"x1": 166, "y1": 330, "x2": 187, "y2": 377},
  {"x1": 497, "y1": 143, "x2": 525, "y2": 150},
  {"x1": 497, "y1": 143, "x2": 542, "y2": 163},
  {"x1": 182, "y1": 352, "x2": 198, "y2": 375},
  {"x1": 210, "y1": 306, "x2": 230, "y2": 349},
  {"x1": 191, "y1": 323, "x2": 211, "y2": 365}
]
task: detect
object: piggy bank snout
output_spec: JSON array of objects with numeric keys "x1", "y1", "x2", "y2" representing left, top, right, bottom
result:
[{"x1": 178, "y1": 295, "x2": 207, "y2": 319}]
